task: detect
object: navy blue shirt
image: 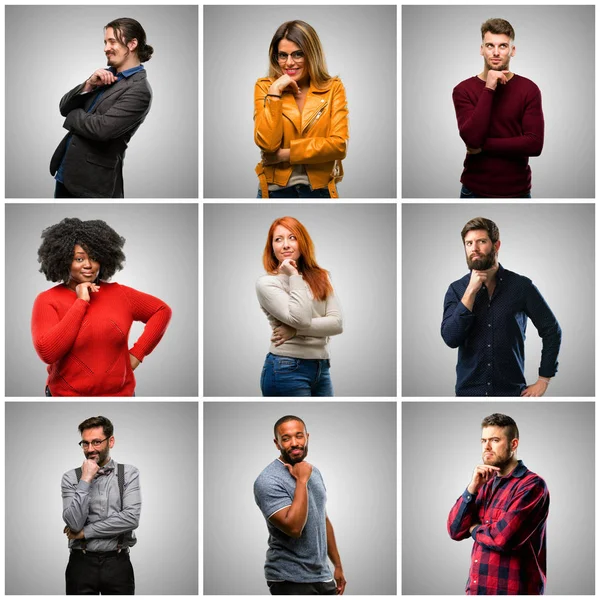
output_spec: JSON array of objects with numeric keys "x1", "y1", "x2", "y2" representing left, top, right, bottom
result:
[
  {"x1": 441, "y1": 264, "x2": 561, "y2": 396},
  {"x1": 56, "y1": 64, "x2": 144, "y2": 184}
]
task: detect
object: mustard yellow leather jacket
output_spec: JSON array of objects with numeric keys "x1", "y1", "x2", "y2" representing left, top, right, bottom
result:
[{"x1": 254, "y1": 77, "x2": 349, "y2": 198}]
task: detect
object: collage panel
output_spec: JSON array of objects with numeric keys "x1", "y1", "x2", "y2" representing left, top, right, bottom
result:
[
  {"x1": 203, "y1": 401, "x2": 397, "y2": 595},
  {"x1": 402, "y1": 5, "x2": 594, "y2": 198},
  {"x1": 203, "y1": 203, "x2": 397, "y2": 398},
  {"x1": 5, "y1": 203, "x2": 198, "y2": 398},
  {"x1": 5, "y1": 401, "x2": 198, "y2": 594},
  {"x1": 402, "y1": 401, "x2": 594, "y2": 595},
  {"x1": 6, "y1": 4, "x2": 198, "y2": 199},
  {"x1": 402, "y1": 203, "x2": 594, "y2": 397},
  {"x1": 204, "y1": 4, "x2": 396, "y2": 198}
]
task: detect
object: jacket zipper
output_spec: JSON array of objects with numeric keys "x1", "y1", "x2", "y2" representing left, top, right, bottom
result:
[{"x1": 302, "y1": 102, "x2": 328, "y2": 134}]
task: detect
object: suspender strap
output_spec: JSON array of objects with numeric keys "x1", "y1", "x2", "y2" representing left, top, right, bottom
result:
[
  {"x1": 73, "y1": 463, "x2": 126, "y2": 552},
  {"x1": 117, "y1": 463, "x2": 125, "y2": 551},
  {"x1": 74, "y1": 467, "x2": 86, "y2": 552}
]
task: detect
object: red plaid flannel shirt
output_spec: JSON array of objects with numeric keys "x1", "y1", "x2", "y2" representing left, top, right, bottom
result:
[{"x1": 447, "y1": 460, "x2": 549, "y2": 595}]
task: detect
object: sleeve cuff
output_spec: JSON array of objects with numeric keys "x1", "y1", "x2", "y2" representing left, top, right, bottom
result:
[
  {"x1": 463, "y1": 489, "x2": 475, "y2": 502},
  {"x1": 77, "y1": 479, "x2": 91, "y2": 491},
  {"x1": 470, "y1": 525, "x2": 481, "y2": 540}
]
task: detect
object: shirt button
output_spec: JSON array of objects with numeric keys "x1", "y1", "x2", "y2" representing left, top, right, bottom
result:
[
  {"x1": 475, "y1": 559, "x2": 478, "y2": 563},
  {"x1": 487, "y1": 382, "x2": 491, "y2": 386},
  {"x1": 321, "y1": 99, "x2": 324, "y2": 102},
  {"x1": 487, "y1": 344, "x2": 491, "y2": 348},
  {"x1": 487, "y1": 363, "x2": 491, "y2": 367},
  {"x1": 488, "y1": 323, "x2": 491, "y2": 327},
  {"x1": 474, "y1": 580, "x2": 477, "y2": 584}
]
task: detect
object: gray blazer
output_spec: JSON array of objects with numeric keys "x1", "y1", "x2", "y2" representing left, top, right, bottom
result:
[{"x1": 50, "y1": 69, "x2": 152, "y2": 198}]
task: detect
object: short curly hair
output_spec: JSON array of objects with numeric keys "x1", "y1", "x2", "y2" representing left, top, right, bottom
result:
[{"x1": 37, "y1": 218, "x2": 126, "y2": 283}]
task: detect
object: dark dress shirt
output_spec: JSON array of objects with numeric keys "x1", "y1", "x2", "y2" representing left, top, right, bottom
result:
[
  {"x1": 447, "y1": 460, "x2": 549, "y2": 595},
  {"x1": 441, "y1": 264, "x2": 561, "y2": 396}
]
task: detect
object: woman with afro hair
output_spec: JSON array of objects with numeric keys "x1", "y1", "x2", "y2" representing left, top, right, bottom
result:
[{"x1": 31, "y1": 218, "x2": 172, "y2": 396}]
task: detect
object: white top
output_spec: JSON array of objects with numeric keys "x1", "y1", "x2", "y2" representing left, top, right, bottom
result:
[{"x1": 256, "y1": 273, "x2": 343, "y2": 359}]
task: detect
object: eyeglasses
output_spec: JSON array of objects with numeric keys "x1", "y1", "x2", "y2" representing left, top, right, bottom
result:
[
  {"x1": 79, "y1": 437, "x2": 109, "y2": 449},
  {"x1": 276, "y1": 51, "x2": 305, "y2": 63}
]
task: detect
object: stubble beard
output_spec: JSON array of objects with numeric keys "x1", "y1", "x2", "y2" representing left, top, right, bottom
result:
[
  {"x1": 281, "y1": 444, "x2": 308, "y2": 465},
  {"x1": 488, "y1": 57, "x2": 510, "y2": 72},
  {"x1": 483, "y1": 449, "x2": 513, "y2": 471}
]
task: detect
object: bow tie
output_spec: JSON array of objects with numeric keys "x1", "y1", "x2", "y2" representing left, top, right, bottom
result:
[{"x1": 96, "y1": 467, "x2": 114, "y2": 477}]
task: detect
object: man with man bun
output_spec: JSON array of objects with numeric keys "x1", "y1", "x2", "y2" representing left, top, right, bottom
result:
[{"x1": 50, "y1": 18, "x2": 153, "y2": 198}]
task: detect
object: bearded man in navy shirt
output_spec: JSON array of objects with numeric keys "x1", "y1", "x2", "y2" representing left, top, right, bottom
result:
[{"x1": 441, "y1": 217, "x2": 561, "y2": 396}]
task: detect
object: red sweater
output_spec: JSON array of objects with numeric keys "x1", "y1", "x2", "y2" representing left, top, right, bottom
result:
[
  {"x1": 452, "y1": 74, "x2": 544, "y2": 197},
  {"x1": 31, "y1": 282, "x2": 172, "y2": 396}
]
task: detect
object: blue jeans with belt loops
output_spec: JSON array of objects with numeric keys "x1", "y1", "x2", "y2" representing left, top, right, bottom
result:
[{"x1": 260, "y1": 353, "x2": 334, "y2": 397}]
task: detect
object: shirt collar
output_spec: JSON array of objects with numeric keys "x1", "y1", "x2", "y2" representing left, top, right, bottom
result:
[
  {"x1": 108, "y1": 64, "x2": 144, "y2": 78},
  {"x1": 501, "y1": 459, "x2": 527, "y2": 479}
]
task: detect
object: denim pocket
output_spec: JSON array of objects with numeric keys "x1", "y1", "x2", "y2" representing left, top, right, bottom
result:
[
  {"x1": 460, "y1": 185, "x2": 475, "y2": 198},
  {"x1": 273, "y1": 357, "x2": 299, "y2": 373}
]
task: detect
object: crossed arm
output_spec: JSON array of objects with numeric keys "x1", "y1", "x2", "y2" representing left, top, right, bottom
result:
[
  {"x1": 447, "y1": 481, "x2": 549, "y2": 551},
  {"x1": 257, "y1": 276, "x2": 343, "y2": 344},
  {"x1": 61, "y1": 468, "x2": 141, "y2": 539},
  {"x1": 61, "y1": 84, "x2": 151, "y2": 143},
  {"x1": 452, "y1": 84, "x2": 544, "y2": 157},
  {"x1": 254, "y1": 79, "x2": 349, "y2": 164}
]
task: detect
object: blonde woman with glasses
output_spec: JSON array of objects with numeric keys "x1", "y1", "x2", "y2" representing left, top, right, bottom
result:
[{"x1": 254, "y1": 20, "x2": 349, "y2": 198}]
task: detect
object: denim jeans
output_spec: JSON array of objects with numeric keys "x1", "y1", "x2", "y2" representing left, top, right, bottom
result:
[
  {"x1": 260, "y1": 353, "x2": 334, "y2": 396},
  {"x1": 460, "y1": 184, "x2": 531, "y2": 199},
  {"x1": 257, "y1": 185, "x2": 331, "y2": 198}
]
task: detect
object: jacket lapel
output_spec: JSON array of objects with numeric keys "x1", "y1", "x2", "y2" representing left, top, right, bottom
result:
[
  {"x1": 91, "y1": 70, "x2": 144, "y2": 112},
  {"x1": 281, "y1": 93, "x2": 301, "y2": 133}
]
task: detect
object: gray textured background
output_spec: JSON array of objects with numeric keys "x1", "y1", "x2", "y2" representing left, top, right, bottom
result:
[
  {"x1": 204, "y1": 401, "x2": 397, "y2": 595},
  {"x1": 6, "y1": 5, "x2": 198, "y2": 198},
  {"x1": 402, "y1": 204, "x2": 595, "y2": 396},
  {"x1": 6, "y1": 204, "x2": 198, "y2": 397},
  {"x1": 402, "y1": 402, "x2": 595, "y2": 595},
  {"x1": 402, "y1": 5, "x2": 595, "y2": 198},
  {"x1": 6, "y1": 402, "x2": 198, "y2": 594},
  {"x1": 204, "y1": 203, "x2": 397, "y2": 397},
  {"x1": 204, "y1": 5, "x2": 397, "y2": 198}
]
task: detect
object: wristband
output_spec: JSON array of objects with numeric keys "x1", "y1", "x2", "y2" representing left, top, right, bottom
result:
[{"x1": 266, "y1": 93, "x2": 281, "y2": 98}]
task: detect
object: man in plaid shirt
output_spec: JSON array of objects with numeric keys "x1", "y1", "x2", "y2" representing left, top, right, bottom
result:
[{"x1": 447, "y1": 413, "x2": 549, "y2": 595}]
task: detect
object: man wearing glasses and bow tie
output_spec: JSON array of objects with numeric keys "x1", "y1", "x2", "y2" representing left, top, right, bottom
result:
[{"x1": 61, "y1": 416, "x2": 141, "y2": 594}]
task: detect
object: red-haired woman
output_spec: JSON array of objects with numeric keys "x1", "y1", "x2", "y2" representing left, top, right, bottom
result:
[{"x1": 256, "y1": 216, "x2": 343, "y2": 396}]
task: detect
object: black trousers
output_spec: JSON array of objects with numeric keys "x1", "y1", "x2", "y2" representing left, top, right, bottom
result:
[
  {"x1": 268, "y1": 580, "x2": 337, "y2": 595},
  {"x1": 66, "y1": 551, "x2": 135, "y2": 595}
]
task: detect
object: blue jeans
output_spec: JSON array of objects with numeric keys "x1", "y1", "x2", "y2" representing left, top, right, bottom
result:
[
  {"x1": 257, "y1": 185, "x2": 331, "y2": 198},
  {"x1": 260, "y1": 353, "x2": 334, "y2": 397},
  {"x1": 460, "y1": 184, "x2": 531, "y2": 199}
]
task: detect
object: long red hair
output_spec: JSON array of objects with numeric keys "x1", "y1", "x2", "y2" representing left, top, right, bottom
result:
[{"x1": 263, "y1": 216, "x2": 333, "y2": 301}]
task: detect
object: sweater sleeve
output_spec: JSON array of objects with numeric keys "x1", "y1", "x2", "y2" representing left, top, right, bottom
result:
[
  {"x1": 256, "y1": 275, "x2": 312, "y2": 329},
  {"x1": 296, "y1": 292, "x2": 343, "y2": 337},
  {"x1": 289, "y1": 80, "x2": 349, "y2": 164},
  {"x1": 482, "y1": 85, "x2": 544, "y2": 157},
  {"x1": 453, "y1": 83, "x2": 495, "y2": 149},
  {"x1": 254, "y1": 79, "x2": 283, "y2": 153},
  {"x1": 31, "y1": 292, "x2": 89, "y2": 364},
  {"x1": 119, "y1": 285, "x2": 172, "y2": 362}
]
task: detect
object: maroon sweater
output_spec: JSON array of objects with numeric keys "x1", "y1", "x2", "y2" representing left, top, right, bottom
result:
[{"x1": 452, "y1": 74, "x2": 544, "y2": 197}]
